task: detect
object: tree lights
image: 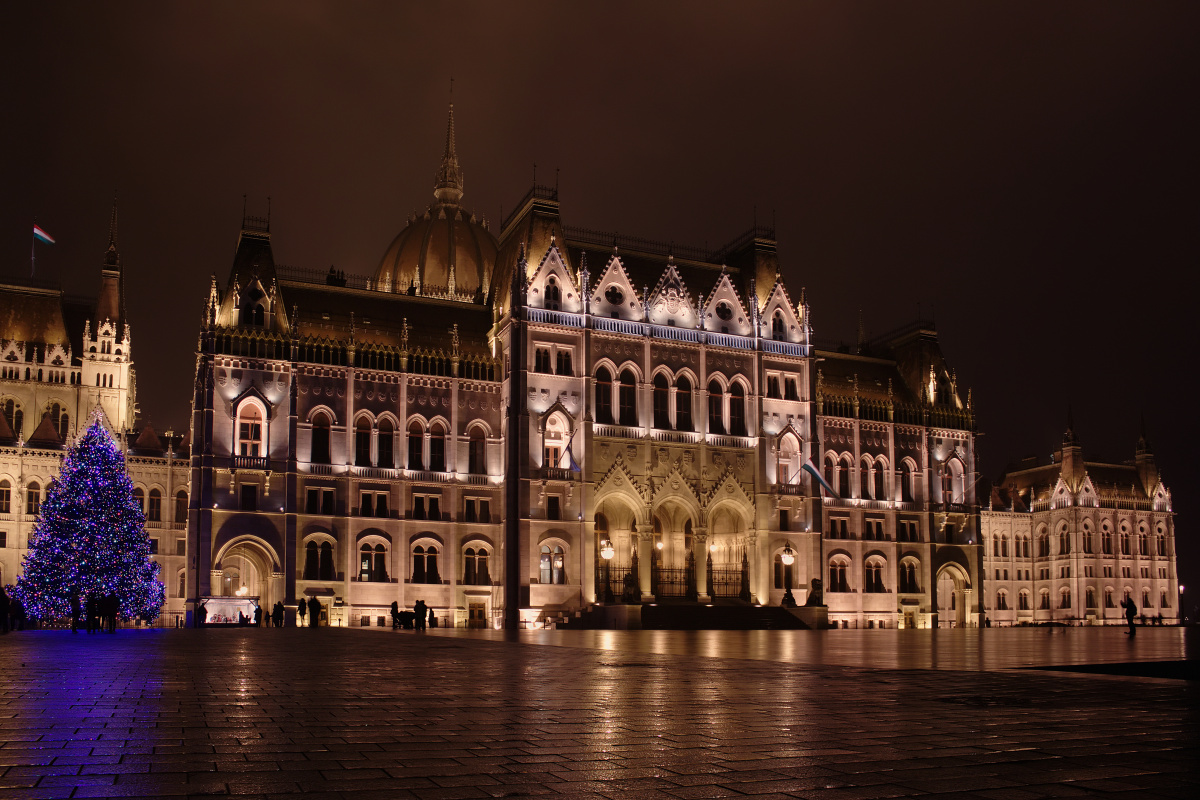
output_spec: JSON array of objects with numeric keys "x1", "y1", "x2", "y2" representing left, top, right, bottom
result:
[{"x1": 15, "y1": 421, "x2": 165, "y2": 623}]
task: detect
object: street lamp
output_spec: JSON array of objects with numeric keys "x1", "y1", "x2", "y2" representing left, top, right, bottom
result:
[
  {"x1": 600, "y1": 539, "x2": 615, "y2": 603},
  {"x1": 780, "y1": 541, "x2": 797, "y2": 608}
]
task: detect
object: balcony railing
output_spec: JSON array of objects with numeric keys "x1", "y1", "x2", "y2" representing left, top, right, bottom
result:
[
  {"x1": 593, "y1": 424, "x2": 643, "y2": 440},
  {"x1": 527, "y1": 308, "x2": 585, "y2": 327},
  {"x1": 760, "y1": 339, "x2": 805, "y2": 356},
  {"x1": 352, "y1": 466, "x2": 398, "y2": 480},
  {"x1": 649, "y1": 325, "x2": 702, "y2": 343},
  {"x1": 306, "y1": 462, "x2": 335, "y2": 476},
  {"x1": 405, "y1": 470, "x2": 455, "y2": 484},
  {"x1": 707, "y1": 434, "x2": 755, "y2": 448},
  {"x1": 537, "y1": 467, "x2": 576, "y2": 481},
  {"x1": 776, "y1": 484, "x2": 807, "y2": 496},
  {"x1": 232, "y1": 455, "x2": 270, "y2": 471},
  {"x1": 592, "y1": 317, "x2": 645, "y2": 336},
  {"x1": 650, "y1": 429, "x2": 700, "y2": 444},
  {"x1": 705, "y1": 332, "x2": 754, "y2": 350}
]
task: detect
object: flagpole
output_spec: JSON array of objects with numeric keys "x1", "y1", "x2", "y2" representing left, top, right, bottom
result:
[{"x1": 31, "y1": 219, "x2": 36, "y2": 277}]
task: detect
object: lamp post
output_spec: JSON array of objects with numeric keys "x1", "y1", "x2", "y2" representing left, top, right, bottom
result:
[
  {"x1": 600, "y1": 539, "x2": 615, "y2": 603},
  {"x1": 780, "y1": 541, "x2": 797, "y2": 608}
]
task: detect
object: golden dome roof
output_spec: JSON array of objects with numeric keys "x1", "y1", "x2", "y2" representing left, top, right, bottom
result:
[{"x1": 374, "y1": 104, "x2": 496, "y2": 300}]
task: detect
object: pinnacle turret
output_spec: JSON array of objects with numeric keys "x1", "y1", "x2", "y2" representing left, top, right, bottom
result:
[{"x1": 434, "y1": 102, "x2": 464, "y2": 205}]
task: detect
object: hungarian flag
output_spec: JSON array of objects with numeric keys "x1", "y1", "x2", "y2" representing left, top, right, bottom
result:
[
  {"x1": 33, "y1": 225, "x2": 55, "y2": 245},
  {"x1": 802, "y1": 458, "x2": 837, "y2": 497}
]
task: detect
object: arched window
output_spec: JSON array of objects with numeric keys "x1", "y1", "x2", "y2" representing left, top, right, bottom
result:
[
  {"x1": 899, "y1": 561, "x2": 919, "y2": 593},
  {"x1": 675, "y1": 376, "x2": 692, "y2": 432},
  {"x1": 1085, "y1": 587, "x2": 1097, "y2": 609},
  {"x1": 1001, "y1": 535, "x2": 1009, "y2": 558},
  {"x1": 1039, "y1": 589, "x2": 1051, "y2": 610},
  {"x1": 464, "y1": 547, "x2": 477, "y2": 585},
  {"x1": 995, "y1": 590, "x2": 1009, "y2": 611},
  {"x1": 543, "y1": 413, "x2": 569, "y2": 469},
  {"x1": 874, "y1": 462, "x2": 886, "y2": 501},
  {"x1": 618, "y1": 370, "x2": 637, "y2": 426},
  {"x1": 319, "y1": 542, "x2": 335, "y2": 581},
  {"x1": 1142, "y1": 589, "x2": 1151, "y2": 609},
  {"x1": 860, "y1": 460, "x2": 871, "y2": 499},
  {"x1": 1105, "y1": 587, "x2": 1115, "y2": 608},
  {"x1": 838, "y1": 458, "x2": 852, "y2": 499},
  {"x1": 1018, "y1": 590, "x2": 1030, "y2": 610},
  {"x1": 237, "y1": 404, "x2": 264, "y2": 457},
  {"x1": 373, "y1": 544, "x2": 387, "y2": 581},
  {"x1": 411, "y1": 545, "x2": 439, "y2": 584},
  {"x1": 828, "y1": 559, "x2": 850, "y2": 593},
  {"x1": 3, "y1": 400, "x2": 23, "y2": 439},
  {"x1": 133, "y1": 486, "x2": 145, "y2": 514},
  {"x1": 540, "y1": 545, "x2": 566, "y2": 584},
  {"x1": 901, "y1": 462, "x2": 915, "y2": 502},
  {"x1": 463, "y1": 546, "x2": 491, "y2": 585},
  {"x1": 1138, "y1": 533, "x2": 1148, "y2": 556},
  {"x1": 178, "y1": 571, "x2": 186, "y2": 599},
  {"x1": 359, "y1": 543, "x2": 388, "y2": 582},
  {"x1": 1059, "y1": 587, "x2": 1071, "y2": 609},
  {"x1": 1157, "y1": 533, "x2": 1166, "y2": 556},
  {"x1": 595, "y1": 368, "x2": 613, "y2": 424},
  {"x1": 1120, "y1": 527, "x2": 1130, "y2": 555},
  {"x1": 545, "y1": 276, "x2": 561, "y2": 310},
  {"x1": 0, "y1": 479, "x2": 10, "y2": 514},
  {"x1": 412, "y1": 545, "x2": 426, "y2": 583},
  {"x1": 824, "y1": 456, "x2": 836, "y2": 494},
  {"x1": 429, "y1": 424, "x2": 446, "y2": 472},
  {"x1": 148, "y1": 489, "x2": 162, "y2": 522},
  {"x1": 1059, "y1": 527, "x2": 1070, "y2": 555},
  {"x1": 707, "y1": 380, "x2": 724, "y2": 434},
  {"x1": 310, "y1": 413, "x2": 331, "y2": 465},
  {"x1": 864, "y1": 559, "x2": 885, "y2": 593},
  {"x1": 304, "y1": 542, "x2": 319, "y2": 580},
  {"x1": 408, "y1": 421, "x2": 425, "y2": 470},
  {"x1": 729, "y1": 383, "x2": 746, "y2": 436},
  {"x1": 377, "y1": 418, "x2": 394, "y2": 468},
  {"x1": 534, "y1": 348, "x2": 551, "y2": 373},
  {"x1": 354, "y1": 417, "x2": 372, "y2": 467},
  {"x1": 555, "y1": 349, "x2": 572, "y2": 376},
  {"x1": 359, "y1": 544, "x2": 373, "y2": 581},
  {"x1": 772, "y1": 311, "x2": 785, "y2": 341},
  {"x1": 175, "y1": 490, "x2": 188, "y2": 523},
  {"x1": 468, "y1": 427, "x2": 486, "y2": 474},
  {"x1": 1102, "y1": 524, "x2": 1113, "y2": 554},
  {"x1": 50, "y1": 403, "x2": 68, "y2": 439},
  {"x1": 652, "y1": 374, "x2": 670, "y2": 429}
]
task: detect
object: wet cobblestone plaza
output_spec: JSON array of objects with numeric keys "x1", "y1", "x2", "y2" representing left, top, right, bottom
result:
[{"x1": 1, "y1": 627, "x2": 1197, "y2": 799}]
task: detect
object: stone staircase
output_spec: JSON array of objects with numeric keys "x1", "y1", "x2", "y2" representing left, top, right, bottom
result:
[{"x1": 640, "y1": 601, "x2": 810, "y2": 630}]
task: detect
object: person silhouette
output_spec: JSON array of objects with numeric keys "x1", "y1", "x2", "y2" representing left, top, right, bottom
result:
[
  {"x1": 414, "y1": 600, "x2": 427, "y2": 631},
  {"x1": 307, "y1": 597, "x2": 321, "y2": 627},
  {"x1": 390, "y1": 601, "x2": 401, "y2": 629},
  {"x1": 1124, "y1": 596, "x2": 1138, "y2": 636}
]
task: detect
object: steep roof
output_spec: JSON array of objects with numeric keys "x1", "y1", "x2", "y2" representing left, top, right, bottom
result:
[
  {"x1": 0, "y1": 281, "x2": 72, "y2": 346},
  {"x1": 26, "y1": 411, "x2": 62, "y2": 448}
]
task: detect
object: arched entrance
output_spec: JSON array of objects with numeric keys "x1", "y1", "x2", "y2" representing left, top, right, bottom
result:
[
  {"x1": 935, "y1": 564, "x2": 969, "y2": 628},
  {"x1": 214, "y1": 537, "x2": 280, "y2": 611}
]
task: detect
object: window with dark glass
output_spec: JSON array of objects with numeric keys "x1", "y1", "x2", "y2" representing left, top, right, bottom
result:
[
  {"x1": 464, "y1": 499, "x2": 477, "y2": 522},
  {"x1": 784, "y1": 377, "x2": 799, "y2": 401},
  {"x1": 304, "y1": 542, "x2": 319, "y2": 579},
  {"x1": 429, "y1": 426, "x2": 445, "y2": 472},
  {"x1": 479, "y1": 499, "x2": 490, "y2": 523},
  {"x1": 354, "y1": 418, "x2": 372, "y2": 466},
  {"x1": 428, "y1": 496, "x2": 441, "y2": 521},
  {"x1": 240, "y1": 484, "x2": 257, "y2": 512},
  {"x1": 319, "y1": 542, "x2": 334, "y2": 580},
  {"x1": 408, "y1": 422, "x2": 424, "y2": 469},
  {"x1": 838, "y1": 460, "x2": 851, "y2": 499},
  {"x1": 310, "y1": 414, "x2": 331, "y2": 464},
  {"x1": 766, "y1": 376, "x2": 781, "y2": 399},
  {"x1": 729, "y1": 383, "x2": 746, "y2": 436},
  {"x1": 674, "y1": 376, "x2": 692, "y2": 431},
  {"x1": 545, "y1": 276, "x2": 561, "y2": 310},
  {"x1": 595, "y1": 367, "x2": 613, "y2": 424},
  {"x1": 175, "y1": 490, "x2": 187, "y2": 522},
  {"x1": 707, "y1": 381, "x2": 724, "y2": 434},
  {"x1": 555, "y1": 350, "x2": 572, "y2": 376},
  {"x1": 360, "y1": 492, "x2": 373, "y2": 517},
  {"x1": 618, "y1": 370, "x2": 637, "y2": 426},
  {"x1": 547, "y1": 496, "x2": 561, "y2": 520},
  {"x1": 0, "y1": 479, "x2": 10, "y2": 514},
  {"x1": 377, "y1": 419, "x2": 394, "y2": 467},
  {"x1": 148, "y1": 489, "x2": 162, "y2": 522},
  {"x1": 411, "y1": 496, "x2": 426, "y2": 520},
  {"x1": 534, "y1": 348, "x2": 551, "y2": 373},
  {"x1": 772, "y1": 312, "x2": 785, "y2": 340},
  {"x1": 652, "y1": 374, "x2": 670, "y2": 429},
  {"x1": 468, "y1": 430, "x2": 485, "y2": 474},
  {"x1": 779, "y1": 509, "x2": 789, "y2": 531},
  {"x1": 305, "y1": 488, "x2": 320, "y2": 513}
]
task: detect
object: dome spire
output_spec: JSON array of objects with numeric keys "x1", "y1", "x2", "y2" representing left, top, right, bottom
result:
[
  {"x1": 434, "y1": 89, "x2": 463, "y2": 206},
  {"x1": 104, "y1": 194, "x2": 120, "y2": 269}
]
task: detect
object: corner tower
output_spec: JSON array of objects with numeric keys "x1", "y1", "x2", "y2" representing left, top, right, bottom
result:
[{"x1": 81, "y1": 198, "x2": 135, "y2": 432}]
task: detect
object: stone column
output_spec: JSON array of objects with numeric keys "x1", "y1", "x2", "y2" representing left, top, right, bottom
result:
[{"x1": 695, "y1": 529, "x2": 709, "y2": 602}]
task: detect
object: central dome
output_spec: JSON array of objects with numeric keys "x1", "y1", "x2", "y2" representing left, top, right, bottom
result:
[{"x1": 374, "y1": 104, "x2": 497, "y2": 300}]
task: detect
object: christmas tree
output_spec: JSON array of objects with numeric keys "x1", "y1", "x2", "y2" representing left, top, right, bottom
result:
[{"x1": 15, "y1": 419, "x2": 165, "y2": 622}]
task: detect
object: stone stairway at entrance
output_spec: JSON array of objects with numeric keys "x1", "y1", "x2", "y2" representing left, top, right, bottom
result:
[{"x1": 640, "y1": 602, "x2": 810, "y2": 630}]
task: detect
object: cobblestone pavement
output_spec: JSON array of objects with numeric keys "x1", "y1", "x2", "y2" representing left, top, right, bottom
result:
[{"x1": 0, "y1": 627, "x2": 1196, "y2": 799}]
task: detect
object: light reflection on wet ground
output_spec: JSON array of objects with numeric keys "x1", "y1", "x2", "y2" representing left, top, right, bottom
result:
[{"x1": 429, "y1": 625, "x2": 1196, "y2": 672}]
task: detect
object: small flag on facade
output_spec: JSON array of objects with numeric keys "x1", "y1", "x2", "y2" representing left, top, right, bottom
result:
[
  {"x1": 33, "y1": 225, "x2": 55, "y2": 245},
  {"x1": 802, "y1": 458, "x2": 837, "y2": 496}
]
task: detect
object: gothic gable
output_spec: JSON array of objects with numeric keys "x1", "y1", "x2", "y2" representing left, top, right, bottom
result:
[
  {"x1": 647, "y1": 259, "x2": 697, "y2": 328},
  {"x1": 702, "y1": 272, "x2": 752, "y2": 336},
  {"x1": 528, "y1": 242, "x2": 582, "y2": 313},
  {"x1": 760, "y1": 279, "x2": 803, "y2": 343},
  {"x1": 591, "y1": 253, "x2": 642, "y2": 321}
]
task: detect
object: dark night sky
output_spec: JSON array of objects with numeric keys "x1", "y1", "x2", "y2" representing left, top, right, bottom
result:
[{"x1": 2, "y1": 3, "x2": 1198, "y2": 596}]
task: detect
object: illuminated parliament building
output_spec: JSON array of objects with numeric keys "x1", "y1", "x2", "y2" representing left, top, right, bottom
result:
[{"x1": 1, "y1": 106, "x2": 1176, "y2": 630}]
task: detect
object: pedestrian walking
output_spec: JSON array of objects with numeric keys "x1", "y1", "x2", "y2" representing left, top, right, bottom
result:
[
  {"x1": 297, "y1": 599, "x2": 306, "y2": 627},
  {"x1": 390, "y1": 601, "x2": 401, "y2": 629},
  {"x1": 1124, "y1": 596, "x2": 1138, "y2": 635},
  {"x1": 253, "y1": 604, "x2": 262, "y2": 627}
]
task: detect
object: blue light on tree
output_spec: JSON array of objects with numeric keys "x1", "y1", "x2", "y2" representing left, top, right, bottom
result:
[{"x1": 15, "y1": 420, "x2": 165, "y2": 622}]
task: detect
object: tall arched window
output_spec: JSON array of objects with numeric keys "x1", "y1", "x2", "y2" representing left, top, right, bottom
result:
[
  {"x1": 175, "y1": 490, "x2": 188, "y2": 523},
  {"x1": 464, "y1": 547, "x2": 477, "y2": 585},
  {"x1": 429, "y1": 423, "x2": 446, "y2": 472},
  {"x1": 133, "y1": 487, "x2": 145, "y2": 515},
  {"x1": 860, "y1": 460, "x2": 871, "y2": 499},
  {"x1": 148, "y1": 489, "x2": 162, "y2": 522},
  {"x1": 468, "y1": 427, "x2": 486, "y2": 474},
  {"x1": 652, "y1": 374, "x2": 670, "y2": 429},
  {"x1": 1085, "y1": 587, "x2": 1097, "y2": 609},
  {"x1": 544, "y1": 276, "x2": 561, "y2": 310},
  {"x1": 729, "y1": 383, "x2": 746, "y2": 436},
  {"x1": 864, "y1": 559, "x2": 885, "y2": 593},
  {"x1": 675, "y1": 376, "x2": 692, "y2": 431},
  {"x1": 901, "y1": 462, "x2": 915, "y2": 502},
  {"x1": 996, "y1": 590, "x2": 1009, "y2": 611},
  {"x1": 1018, "y1": 590, "x2": 1030, "y2": 611},
  {"x1": 304, "y1": 542, "x2": 319, "y2": 579},
  {"x1": 0, "y1": 479, "x2": 10, "y2": 514},
  {"x1": 874, "y1": 461, "x2": 886, "y2": 500},
  {"x1": 618, "y1": 370, "x2": 637, "y2": 426},
  {"x1": 237, "y1": 404, "x2": 263, "y2": 457},
  {"x1": 772, "y1": 312, "x2": 785, "y2": 341},
  {"x1": 412, "y1": 545, "x2": 439, "y2": 584},
  {"x1": 50, "y1": 403, "x2": 68, "y2": 439},
  {"x1": 899, "y1": 561, "x2": 918, "y2": 593},
  {"x1": 707, "y1": 380, "x2": 724, "y2": 434},
  {"x1": 3, "y1": 400, "x2": 23, "y2": 439},
  {"x1": 354, "y1": 418, "x2": 372, "y2": 467},
  {"x1": 408, "y1": 421, "x2": 425, "y2": 470},
  {"x1": 828, "y1": 559, "x2": 849, "y2": 592},
  {"x1": 377, "y1": 418, "x2": 394, "y2": 468},
  {"x1": 1059, "y1": 527, "x2": 1070, "y2": 555},
  {"x1": 412, "y1": 545, "x2": 426, "y2": 583},
  {"x1": 310, "y1": 413, "x2": 331, "y2": 464},
  {"x1": 595, "y1": 368, "x2": 613, "y2": 424},
  {"x1": 319, "y1": 542, "x2": 335, "y2": 581},
  {"x1": 838, "y1": 458, "x2": 852, "y2": 499}
]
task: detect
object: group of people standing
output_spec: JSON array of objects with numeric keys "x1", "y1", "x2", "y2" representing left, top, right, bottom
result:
[
  {"x1": 390, "y1": 600, "x2": 437, "y2": 630},
  {"x1": 79, "y1": 593, "x2": 120, "y2": 633},
  {"x1": 0, "y1": 586, "x2": 27, "y2": 633}
]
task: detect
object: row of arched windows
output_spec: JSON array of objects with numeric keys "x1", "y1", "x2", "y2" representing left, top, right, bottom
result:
[
  {"x1": 826, "y1": 555, "x2": 913, "y2": 594},
  {"x1": 593, "y1": 368, "x2": 749, "y2": 435},
  {"x1": 306, "y1": 414, "x2": 488, "y2": 474},
  {"x1": 304, "y1": 539, "x2": 495, "y2": 586}
]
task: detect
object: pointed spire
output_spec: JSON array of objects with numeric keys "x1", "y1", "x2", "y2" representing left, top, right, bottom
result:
[
  {"x1": 104, "y1": 196, "x2": 120, "y2": 268},
  {"x1": 1064, "y1": 404, "x2": 1079, "y2": 446},
  {"x1": 433, "y1": 98, "x2": 464, "y2": 205},
  {"x1": 856, "y1": 310, "x2": 866, "y2": 354}
]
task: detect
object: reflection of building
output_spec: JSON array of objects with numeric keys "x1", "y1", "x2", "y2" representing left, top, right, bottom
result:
[
  {"x1": 187, "y1": 105, "x2": 987, "y2": 629},
  {"x1": 981, "y1": 425, "x2": 1178, "y2": 625},
  {"x1": 0, "y1": 206, "x2": 189, "y2": 621}
]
